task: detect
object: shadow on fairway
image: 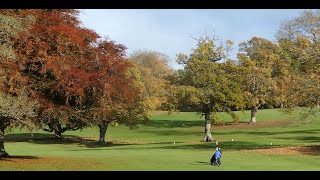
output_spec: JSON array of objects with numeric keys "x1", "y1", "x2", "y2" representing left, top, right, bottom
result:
[
  {"x1": 187, "y1": 161, "x2": 210, "y2": 166},
  {"x1": 145, "y1": 120, "x2": 203, "y2": 128},
  {"x1": 5, "y1": 133, "x2": 133, "y2": 148},
  {"x1": 9, "y1": 155, "x2": 39, "y2": 159},
  {"x1": 82, "y1": 141, "x2": 133, "y2": 148},
  {"x1": 214, "y1": 128, "x2": 320, "y2": 136},
  {"x1": 0, "y1": 155, "x2": 39, "y2": 161},
  {"x1": 138, "y1": 129, "x2": 202, "y2": 136},
  {"x1": 299, "y1": 145, "x2": 320, "y2": 155},
  {"x1": 157, "y1": 141, "x2": 277, "y2": 151},
  {"x1": 195, "y1": 161, "x2": 210, "y2": 165},
  {"x1": 276, "y1": 136, "x2": 320, "y2": 143},
  {"x1": 4, "y1": 133, "x2": 279, "y2": 151},
  {"x1": 147, "y1": 141, "x2": 184, "y2": 145}
]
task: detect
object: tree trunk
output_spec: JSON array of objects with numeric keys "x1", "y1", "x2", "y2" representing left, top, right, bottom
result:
[
  {"x1": 98, "y1": 122, "x2": 110, "y2": 145},
  {"x1": 53, "y1": 130, "x2": 62, "y2": 139},
  {"x1": 280, "y1": 103, "x2": 284, "y2": 109},
  {"x1": 202, "y1": 111, "x2": 214, "y2": 142},
  {"x1": 0, "y1": 128, "x2": 9, "y2": 158},
  {"x1": 317, "y1": 100, "x2": 320, "y2": 108},
  {"x1": 249, "y1": 106, "x2": 257, "y2": 124},
  {"x1": 53, "y1": 122, "x2": 63, "y2": 139}
]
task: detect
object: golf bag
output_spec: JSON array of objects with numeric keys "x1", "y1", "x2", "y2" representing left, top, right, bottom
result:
[{"x1": 210, "y1": 153, "x2": 217, "y2": 165}]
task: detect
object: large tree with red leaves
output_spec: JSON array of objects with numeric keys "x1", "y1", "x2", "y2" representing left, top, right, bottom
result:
[
  {"x1": 87, "y1": 40, "x2": 149, "y2": 144},
  {"x1": 0, "y1": 10, "x2": 39, "y2": 157},
  {"x1": 1, "y1": 9, "x2": 149, "y2": 153},
  {"x1": 10, "y1": 9, "x2": 102, "y2": 138}
]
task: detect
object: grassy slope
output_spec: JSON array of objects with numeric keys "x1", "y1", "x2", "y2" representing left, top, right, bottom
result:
[{"x1": 1, "y1": 109, "x2": 320, "y2": 170}]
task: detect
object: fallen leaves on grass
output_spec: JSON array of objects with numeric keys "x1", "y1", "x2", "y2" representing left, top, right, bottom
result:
[
  {"x1": 217, "y1": 120, "x2": 292, "y2": 129},
  {"x1": 242, "y1": 145, "x2": 320, "y2": 156},
  {"x1": 0, "y1": 156, "x2": 102, "y2": 170}
]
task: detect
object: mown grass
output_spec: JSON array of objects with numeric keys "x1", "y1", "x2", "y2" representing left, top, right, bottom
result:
[{"x1": 1, "y1": 108, "x2": 320, "y2": 170}]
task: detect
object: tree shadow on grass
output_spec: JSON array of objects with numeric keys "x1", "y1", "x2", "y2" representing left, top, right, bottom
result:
[
  {"x1": 65, "y1": 141, "x2": 186, "y2": 151},
  {"x1": 145, "y1": 120, "x2": 255, "y2": 129},
  {"x1": 299, "y1": 145, "x2": 320, "y2": 155},
  {"x1": 4, "y1": 133, "x2": 186, "y2": 151},
  {"x1": 4, "y1": 133, "x2": 39, "y2": 140},
  {"x1": 6, "y1": 133, "x2": 92, "y2": 145},
  {"x1": 9, "y1": 155, "x2": 39, "y2": 159},
  {"x1": 225, "y1": 121, "x2": 249, "y2": 125},
  {"x1": 139, "y1": 123, "x2": 320, "y2": 137},
  {"x1": 0, "y1": 155, "x2": 39, "y2": 161},
  {"x1": 276, "y1": 136, "x2": 320, "y2": 143},
  {"x1": 214, "y1": 128, "x2": 320, "y2": 136},
  {"x1": 64, "y1": 142, "x2": 133, "y2": 151},
  {"x1": 157, "y1": 141, "x2": 277, "y2": 151},
  {"x1": 5, "y1": 133, "x2": 134, "y2": 148},
  {"x1": 146, "y1": 141, "x2": 184, "y2": 145},
  {"x1": 145, "y1": 120, "x2": 203, "y2": 128},
  {"x1": 83, "y1": 141, "x2": 132, "y2": 148},
  {"x1": 138, "y1": 129, "x2": 202, "y2": 136}
]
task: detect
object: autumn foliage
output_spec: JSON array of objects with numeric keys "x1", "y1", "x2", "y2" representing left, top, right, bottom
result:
[{"x1": 1, "y1": 9, "x2": 147, "y2": 145}]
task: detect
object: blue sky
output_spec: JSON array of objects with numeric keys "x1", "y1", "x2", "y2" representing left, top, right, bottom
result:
[{"x1": 78, "y1": 9, "x2": 304, "y2": 69}]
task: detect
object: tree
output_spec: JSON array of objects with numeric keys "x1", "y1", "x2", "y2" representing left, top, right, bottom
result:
[
  {"x1": 277, "y1": 10, "x2": 320, "y2": 110},
  {"x1": 166, "y1": 36, "x2": 244, "y2": 142},
  {"x1": 0, "y1": 11, "x2": 39, "y2": 157},
  {"x1": 238, "y1": 37, "x2": 279, "y2": 124},
  {"x1": 129, "y1": 50, "x2": 173, "y2": 111},
  {"x1": 8, "y1": 9, "x2": 150, "y2": 143},
  {"x1": 270, "y1": 47, "x2": 291, "y2": 109},
  {"x1": 84, "y1": 41, "x2": 150, "y2": 144},
  {"x1": 12, "y1": 9, "x2": 101, "y2": 138}
]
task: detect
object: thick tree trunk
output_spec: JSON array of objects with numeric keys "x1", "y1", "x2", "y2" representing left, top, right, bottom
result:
[
  {"x1": 280, "y1": 103, "x2": 284, "y2": 109},
  {"x1": 202, "y1": 111, "x2": 214, "y2": 142},
  {"x1": 98, "y1": 122, "x2": 110, "y2": 144},
  {"x1": 53, "y1": 122, "x2": 63, "y2": 139},
  {"x1": 249, "y1": 106, "x2": 257, "y2": 124},
  {"x1": 0, "y1": 128, "x2": 9, "y2": 158},
  {"x1": 53, "y1": 130, "x2": 62, "y2": 139},
  {"x1": 317, "y1": 100, "x2": 320, "y2": 108}
]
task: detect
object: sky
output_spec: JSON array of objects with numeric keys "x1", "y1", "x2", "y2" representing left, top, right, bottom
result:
[{"x1": 78, "y1": 9, "x2": 304, "y2": 69}]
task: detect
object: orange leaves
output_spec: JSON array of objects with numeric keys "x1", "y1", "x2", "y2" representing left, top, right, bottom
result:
[{"x1": 2, "y1": 9, "x2": 147, "y2": 131}]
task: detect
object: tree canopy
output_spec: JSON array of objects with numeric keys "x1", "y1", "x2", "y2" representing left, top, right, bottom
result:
[
  {"x1": 0, "y1": 9, "x2": 150, "y2": 156},
  {"x1": 166, "y1": 36, "x2": 244, "y2": 142},
  {"x1": 129, "y1": 50, "x2": 173, "y2": 111},
  {"x1": 237, "y1": 37, "x2": 280, "y2": 123}
]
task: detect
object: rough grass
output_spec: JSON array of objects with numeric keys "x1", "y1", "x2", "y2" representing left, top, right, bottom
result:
[{"x1": 1, "y1": 109, "x2": 320, "y2": 170}]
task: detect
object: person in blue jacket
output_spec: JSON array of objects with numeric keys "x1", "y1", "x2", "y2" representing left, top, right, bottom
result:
[
  {"x1": 215, "y1": 147, "x2": 222, "y2": 166},
  {"x1": 211, "y1": 146, "x2": 222, "y2": 166}
]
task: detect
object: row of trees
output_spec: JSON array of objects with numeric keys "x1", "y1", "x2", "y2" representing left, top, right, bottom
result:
[
  {"x1": 164, "y1": 10, "x2": 320, "y2": 142},
  {"x1": 1, "y1": 9, "x2": 319, "y2": 156}
]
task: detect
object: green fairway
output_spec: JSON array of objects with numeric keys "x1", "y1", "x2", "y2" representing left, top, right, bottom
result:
[{"x1": 1, "y1": 109, "x2": 320, "y2": 171}]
